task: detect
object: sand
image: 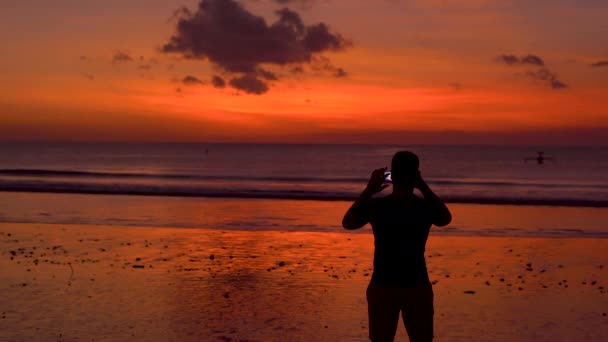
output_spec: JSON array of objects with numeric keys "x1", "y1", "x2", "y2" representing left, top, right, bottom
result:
[{"x1": 1, "y1": 222, "x2": 607, "y2": 341}]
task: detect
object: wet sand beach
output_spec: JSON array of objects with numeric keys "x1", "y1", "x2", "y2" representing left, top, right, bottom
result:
[{"x1": 1, "y1": 222, "x2": 606, "y2": 341}]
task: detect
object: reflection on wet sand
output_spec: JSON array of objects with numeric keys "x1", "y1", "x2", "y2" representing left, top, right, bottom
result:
[{"x1": 1, "y1": 223, "x2": 606, "y2": 341}]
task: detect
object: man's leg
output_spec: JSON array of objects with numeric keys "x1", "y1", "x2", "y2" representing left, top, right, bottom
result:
[
  {"x1": 400, "y1": 284, "x2": 434, "y2": 342},
  {"x1": 366, "y1": 282, "x2": 400, "y2": 342}
]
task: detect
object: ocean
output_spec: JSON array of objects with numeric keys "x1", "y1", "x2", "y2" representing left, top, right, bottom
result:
[{"x1": 1, "y1": 142, "x2": 607, "y2": 237}]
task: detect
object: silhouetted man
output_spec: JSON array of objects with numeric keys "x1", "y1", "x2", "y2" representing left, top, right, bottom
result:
[{"x1": 342, "y1": 151, "x2": 452, "y2": 342}]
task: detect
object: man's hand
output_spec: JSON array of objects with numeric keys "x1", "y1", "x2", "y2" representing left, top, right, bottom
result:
[
  {"x1": 364, "y1": 167, "x2": 390, "y2": 196},
  {"x1": 342, "y1": 167, "x2": 388, "y2": 230},
  {"x1": 413, "y1": 170, "x2": 430, "y2": 192},
  {"x1": 413, "y1": 170, "x2": 452, "y2": 226}
]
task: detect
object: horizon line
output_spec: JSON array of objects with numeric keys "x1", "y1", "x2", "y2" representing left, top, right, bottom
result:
[{"x1": 1, "y1": 140, "x2": 606, "y2": 148}]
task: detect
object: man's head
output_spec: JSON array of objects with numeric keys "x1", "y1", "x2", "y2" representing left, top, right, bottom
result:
[{"x1": 391, "y1": 151, "x2": 419, "y2": 186}]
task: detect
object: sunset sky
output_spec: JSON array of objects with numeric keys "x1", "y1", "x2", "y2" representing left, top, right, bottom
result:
[{"x1": 1, "y1": 0, "x2": 607, "y2": 145}]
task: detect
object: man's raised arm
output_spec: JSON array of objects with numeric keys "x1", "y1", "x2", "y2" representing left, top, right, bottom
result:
[
  {"x1": 415, "y1": 172, "x2": 452, "y2": 227},
  {"x1": 342, "y1": 167, "x2": 389, "y2": 230}
]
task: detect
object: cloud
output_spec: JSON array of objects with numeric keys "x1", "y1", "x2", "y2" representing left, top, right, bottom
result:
[
  {"x1": 496, "y1": 54, "x2": 519, "y2": 65},
  {"x1": 161, "y1": 0, "x2": 351, "y2": 94},
  {"x1": 334, "y1": 68, "x2": 347, "y2": 78},
  {"x1": 310, "y1": 55, "x2": 348, "y2": 78},
  {"x1": 211, "y1": 75, "x2": 226, "y2": 88},
  {"x1": 248, "y1": 0, "x2": 316, "y2": 9},
  {"x1": 229, "y1": 74, "x2": 269, "y2": 94},
  {"x1": 136, "y1": 57, "x2": 159, "y2": 71},
  {"x1": 112, "y1": 51, "x2": 133, "y2": 64},
  {"x1": 526, "y1": 68, "x2": 568, "y2": 89},
  {"x1": 258, "y1": 68, "x2": 278, "y2": 80},
  {"x1": 591, "y1": 60, "x2": 608, "y2": 67},
  {"x1": 520, "y1": 55, "x2": 544, "y2": 66},
  {"x1": 182, "y1": 75, "x2": 204, "y2": 85},
  {"x1": 496, "y1": 53, "x2": 567, "y2": 90},
  {"x1": 291, "y1": 65, "x2": 305, "y2": 74},
  {"x1": 550, "y1": 80, "x2": 568, "y2": 89},
  {"x1": 273, "y1": 1, "x2": 318, "y2": 18},
  {"x1": 496, "y1": 54, "x2": 544, "y2": 66},
  {"x1": 79, "y1": 56, "x2": 89, "y2": 61},
  {"x1": 449, "y1": 82, "x2": 463, "y2": 91}
]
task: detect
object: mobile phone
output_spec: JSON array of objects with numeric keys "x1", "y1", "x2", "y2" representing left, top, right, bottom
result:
[{"x1": 383, "y1": 171, "x2": 392, "y2": 183}]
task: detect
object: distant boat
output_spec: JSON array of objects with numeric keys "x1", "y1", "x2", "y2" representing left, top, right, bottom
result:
[{"x1": 524, "y1": 151, "x2": 555, "y2": 165}]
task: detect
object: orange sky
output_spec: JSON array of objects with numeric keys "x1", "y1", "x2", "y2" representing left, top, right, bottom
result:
[{"x1": 1, "y1": 0, "x2": 607, "y2": 145}]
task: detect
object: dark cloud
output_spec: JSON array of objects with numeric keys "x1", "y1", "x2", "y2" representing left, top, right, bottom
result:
[
  {"x1": 550, "y1": 79, "x2": 568, "y2": 89},
  {"x1": 249, "y1": 0, "x2": 316, "y2": 9},
  {"x1": 258, "y1": 68, "x2": 278, "y2": 80},
  {"x1": 449, "y1": 82, "x2": 463, "y2": 91},
  {"x1": 310, "y1": 55, "x2": 347, "y2": 78},
  {"x1": 169, "y1": 6, "x2": 192, "y2": 22},
  {"x1": 229, "y1": 74, "x2": 269, "y2": 94},
  {"x1": 496, "y1": 53, "x2": 566, "y2": 90},
  {"x1": 311, "y1": 55, "x2": 332, "y2": 70},
  {"x1": 496, "y1": 54, "x2": 544, "y2": 66},
  {"x1": 302, "y1": 23, "x2": 347, "y2": 52},
  {"x1": 211, "y1": 75, "x2": 226, "y2": 88},
  {"x1": 520, "y1": 55, "x2": 544, "y2": 66},
  {"x1": 591, "y1": 60, "x2": 608, "y2": 67},
  {"x1": 526, "y1": 68, "x2": 568, "y2": 89},
  {"x1": 112, "y1": 51, "x2": 133, "y2": 64},
  {"x1": 161, "y1": 0, "x2": 351, "y2": 94},
  {"x1": 496, "y1": 54, "x2": 520, "y2": 65},
  {"x1": 291, "y1": 65, "x2": 305, "y2": 74},
  {"x1": 334, "y1": 68, "x2": 347, "y2": 78},
  {"x1": 182, "y1": 75, "x2": 204, "y2": 85},
  {"x1": 79, "y1": 56, "x2": 89, "y2": 61},
  {"x1": 137, "y1": 57, "x2": 158, "y2": 71}
]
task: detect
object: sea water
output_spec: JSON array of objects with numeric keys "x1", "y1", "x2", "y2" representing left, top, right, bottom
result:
[{"x1": 0, "y1": 142, "x2": 607, "y2": 237}]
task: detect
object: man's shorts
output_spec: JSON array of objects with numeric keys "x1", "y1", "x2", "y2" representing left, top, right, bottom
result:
[{"x1": 366, "y1": 281, "x2": 434, "y2": 342}]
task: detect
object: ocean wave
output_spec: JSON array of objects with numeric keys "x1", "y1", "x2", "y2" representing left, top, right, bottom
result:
[
  {"x1": 1, "y1": 168, "x2": 607, "y2": 189},
  {"x1": 1, "y1": 180, "x2": 607, "y2": 207},
  {"x1": 0, "y1": 168, "x2": 367, "y2": 183}
]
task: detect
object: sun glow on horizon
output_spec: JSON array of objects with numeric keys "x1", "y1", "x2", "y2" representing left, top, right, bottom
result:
[{"x1": 0, "y1": 0, "x2": 607, "y2": 144}]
